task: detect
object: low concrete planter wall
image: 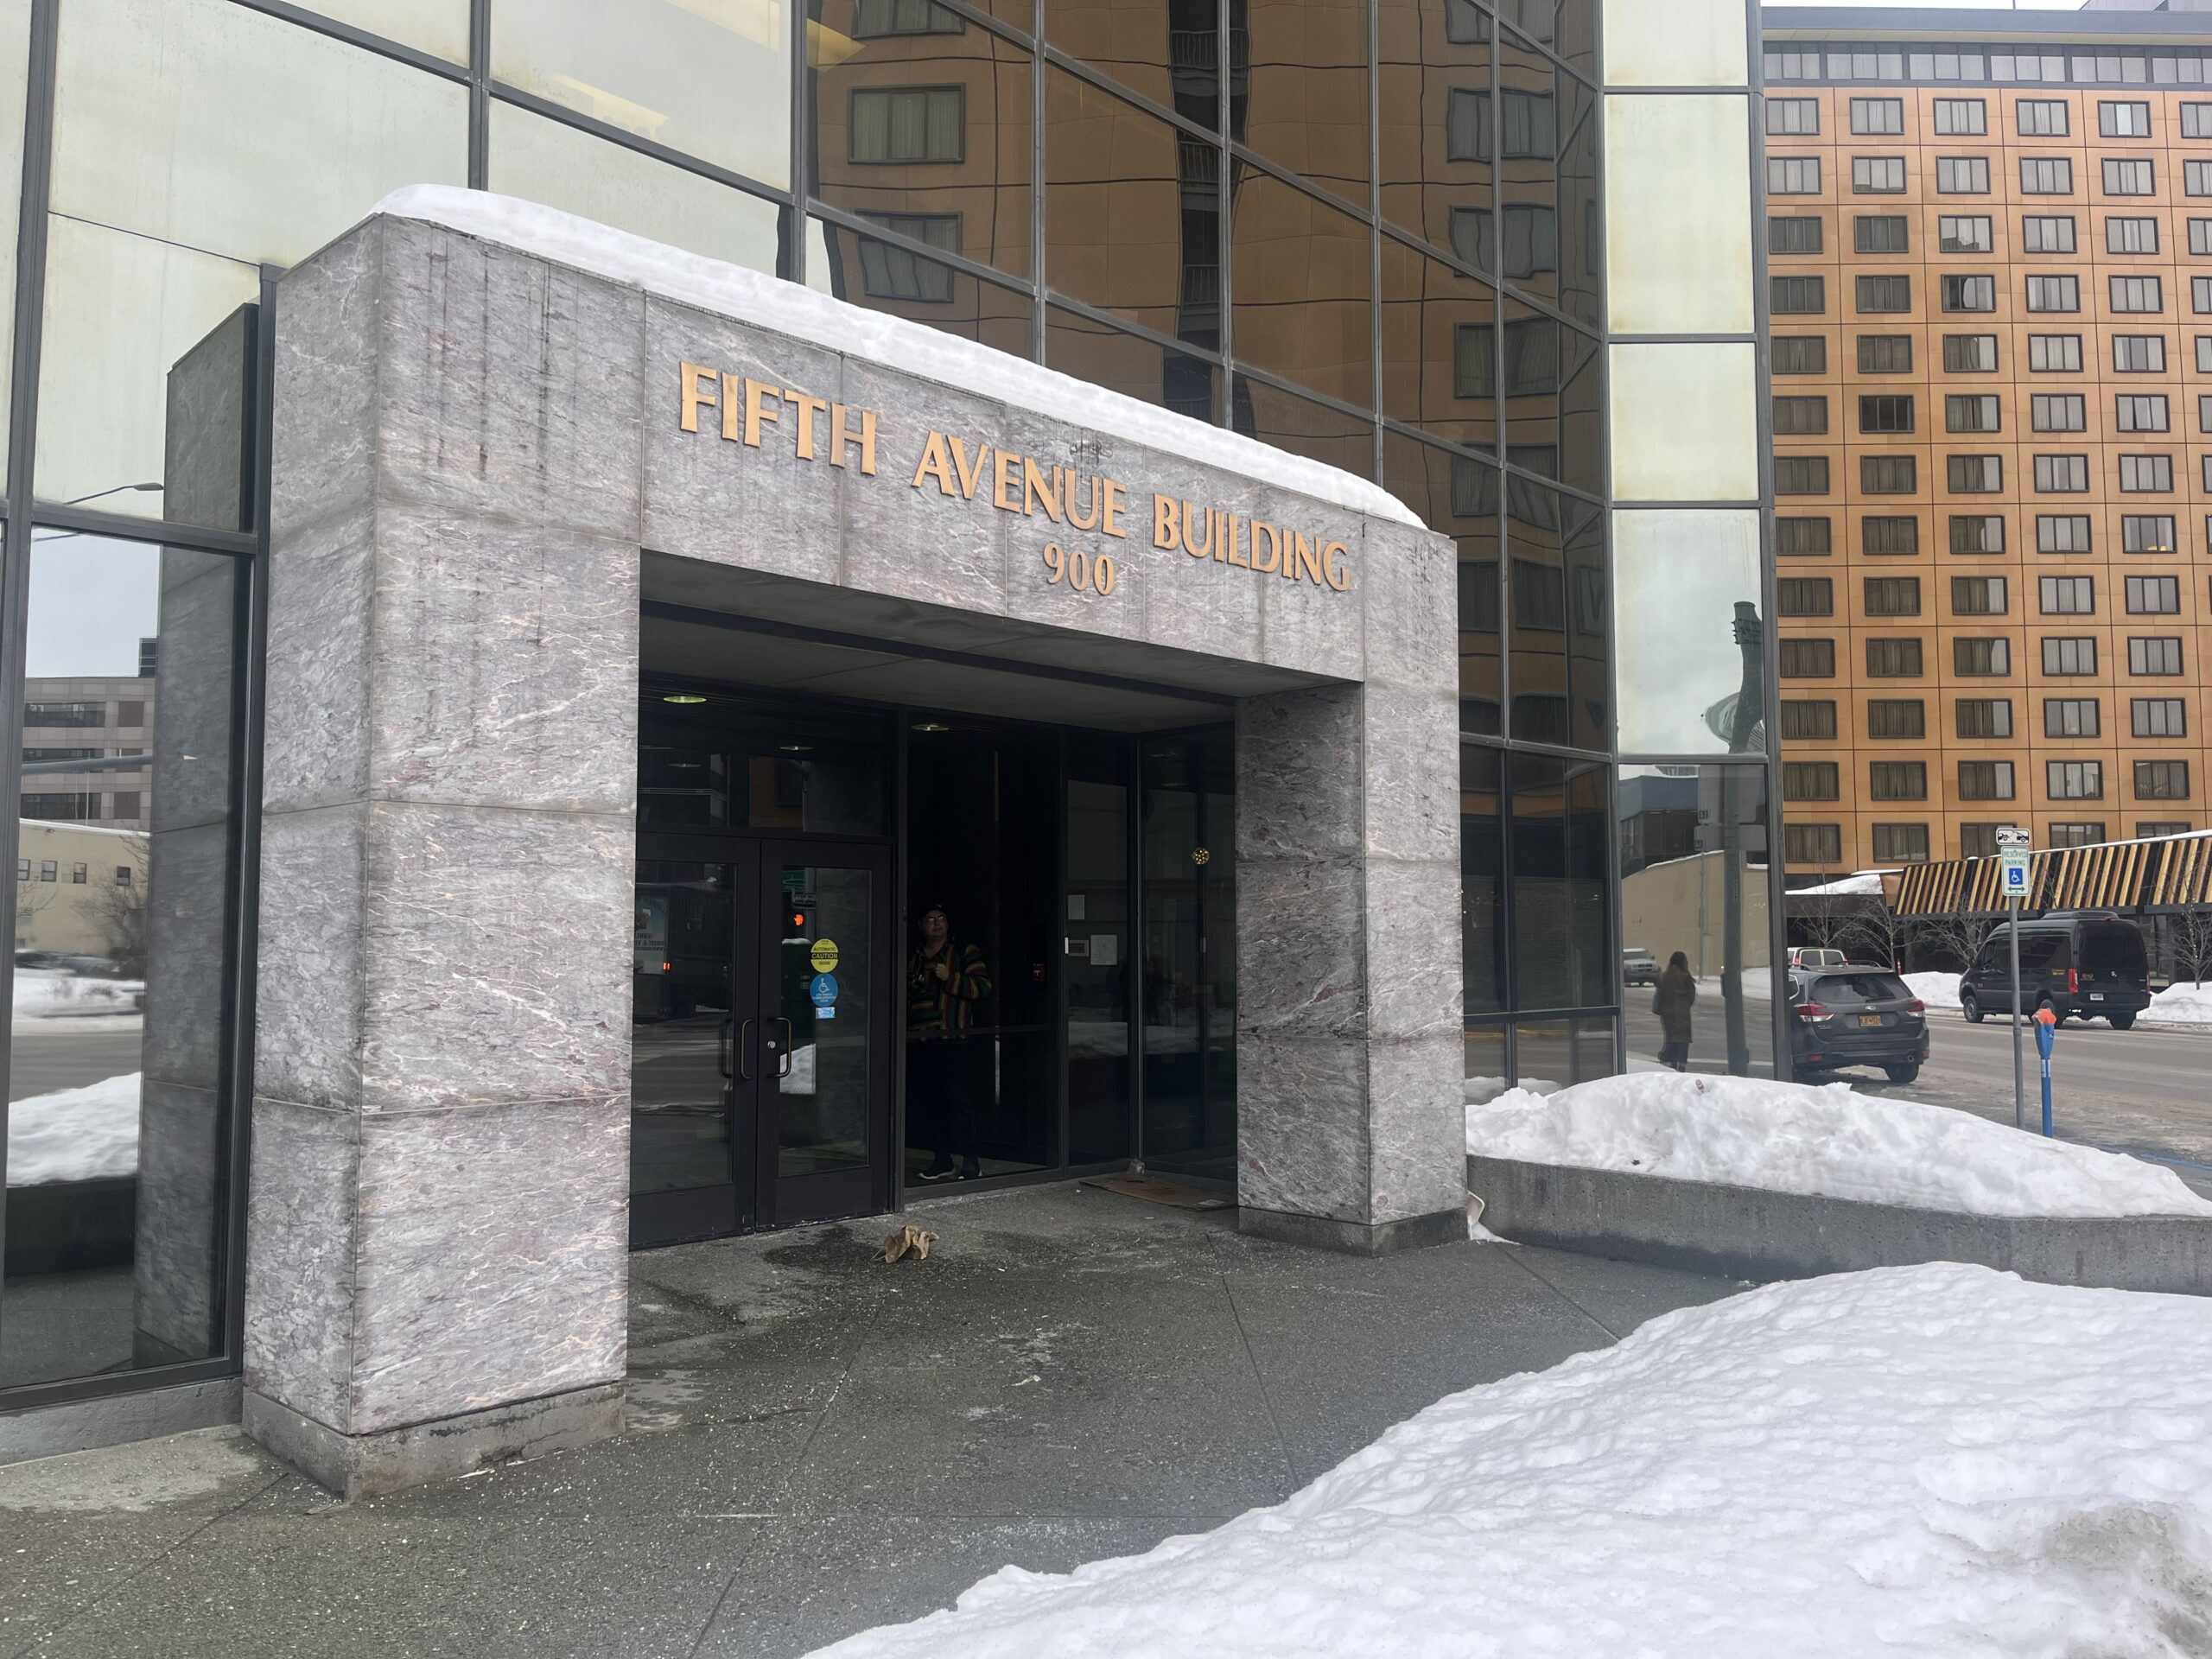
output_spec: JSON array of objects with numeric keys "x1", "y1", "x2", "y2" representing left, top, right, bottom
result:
[{"x1": 1468, "y1": 1154, "x2": 2212, "y2": 1296}]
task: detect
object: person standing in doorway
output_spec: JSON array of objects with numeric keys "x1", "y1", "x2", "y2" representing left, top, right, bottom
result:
[
  {"x1": 907, "y1": 903, "x2": 991, "y2": 1181},
  {"x1": 1652, "y1": 950, "x2": 1696, "y2": 1072}
]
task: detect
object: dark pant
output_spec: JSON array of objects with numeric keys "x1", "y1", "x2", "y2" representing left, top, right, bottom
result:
[
  {"x1": 908, "y1": 1037, "x2": 977, "y2": 1172},
  {"x1": 1658, "y1": 1039, "x2": 1690, "y2": 1071}
]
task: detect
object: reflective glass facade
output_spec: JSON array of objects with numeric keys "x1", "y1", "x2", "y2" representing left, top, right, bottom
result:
[{"x1": 0, "y1": 0, "x2": 1779, "y2": 1426}]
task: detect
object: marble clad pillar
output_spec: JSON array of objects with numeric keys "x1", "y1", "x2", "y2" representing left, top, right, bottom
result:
[
  {"x1": 242, "y1": 217, "x2": 642, "y2": 1497},
  {"x1": 1233, "y1": 520, "x2": 1466, "y2": 1254}
]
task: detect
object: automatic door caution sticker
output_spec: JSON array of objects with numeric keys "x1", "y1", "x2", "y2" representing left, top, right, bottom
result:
[{"x1": 810, "y1": 938, "x2": 840, "y2": 973}]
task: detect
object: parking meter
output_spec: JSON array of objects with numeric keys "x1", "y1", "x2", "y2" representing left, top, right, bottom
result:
[{"x1": 2032, "y1": 1007, "x2": 2057, "y2": 1138}]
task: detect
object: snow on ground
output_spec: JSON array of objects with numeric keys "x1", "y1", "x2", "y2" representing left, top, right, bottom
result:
[
  {"x1": 2149, "y1": 981, "x2": 2212, "y2": 1026},
  {"x1": 807, "y1": 1263, "x2": 2212, "y2": 1658},
  {"x1": 1902, "y1": 970, "x2": 1961, "y2": 1011},
  {"x1": 1461, "y1": 1075, "x2": 1559, "y2": 1105},
  {"x1": 13, "y1": 969, "x2": 141, "y2": 1020},
  {"x1": 5, "y1": 1071, "x2": 138, "y2": 1186},
  {"x1": 373, "y1": 187, "x2": 1419, "y2": 530},
  {"x1": 1465, "y1": 1071, "x2": 2212, "y2": 1217}
]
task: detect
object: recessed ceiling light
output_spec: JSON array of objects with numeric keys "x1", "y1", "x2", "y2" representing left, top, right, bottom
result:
[
  {"x1": 661, "y1": 693, "x2": 708, "y2": 705},
  {"x1": 911, "y1": 721, "x2": 950, "y2": 733},
  {"x1": 779, "y1": 743, "x2": 812, "y2": 753}
]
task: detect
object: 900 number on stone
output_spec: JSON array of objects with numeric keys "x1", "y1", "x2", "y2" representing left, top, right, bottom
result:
[{"x1": 1042, "y1": 542, "x2": 1117, "y2": 596}]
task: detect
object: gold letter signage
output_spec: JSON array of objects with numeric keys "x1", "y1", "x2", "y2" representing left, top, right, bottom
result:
[{"x1": 676, "y1": 359, "x2": 1350, "y2": 597}]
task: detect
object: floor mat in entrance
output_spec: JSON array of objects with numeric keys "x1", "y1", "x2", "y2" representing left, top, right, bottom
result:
[{"x1": 1079, "y1": 1174, "x2": 1231, "y2": 1211}]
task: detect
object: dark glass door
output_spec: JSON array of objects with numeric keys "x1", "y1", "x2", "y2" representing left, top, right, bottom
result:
[{"x1": 631, "y1": 837, "x2": 892, "y2": 1245}]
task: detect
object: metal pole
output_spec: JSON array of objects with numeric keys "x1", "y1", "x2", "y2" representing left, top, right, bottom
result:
[{"x1": 2009, "y1": 893, "x2": 2024, "y2": 1131}]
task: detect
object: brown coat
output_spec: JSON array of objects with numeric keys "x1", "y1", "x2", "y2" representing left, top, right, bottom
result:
[{"x1": 1651, "y1": 966, "x2": 1697, "y2": 1045}]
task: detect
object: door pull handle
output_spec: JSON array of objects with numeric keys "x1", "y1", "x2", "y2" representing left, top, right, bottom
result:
[
  {"x1": 734, "y1": 1017, "x2": 753, "y2": 1082},
  {"x1": 772, "y1": 1015, "x2": 794, "y2": 1079}
]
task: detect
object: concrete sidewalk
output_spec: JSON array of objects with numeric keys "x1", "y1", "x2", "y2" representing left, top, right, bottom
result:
[{"x1": 0, "y1": 1184, "x2": 1740, "y2": 1659}]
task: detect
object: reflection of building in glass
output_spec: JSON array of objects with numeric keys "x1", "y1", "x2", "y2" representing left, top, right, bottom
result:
[{"x1": 19, "y1": 672, "x2": 156, "y2": 830}]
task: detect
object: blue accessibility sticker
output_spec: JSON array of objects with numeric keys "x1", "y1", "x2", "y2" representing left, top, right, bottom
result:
[{"x1": 809, "y1": 972, "x2": 840, "y2": 1007}]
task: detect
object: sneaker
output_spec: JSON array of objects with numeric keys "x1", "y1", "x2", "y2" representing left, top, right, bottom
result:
[
  {"x1": 916, "y1": 1162, "x2": 958, "y2": 1183},
  {"x1": 958, "y1": 1164, "x2": 982, "y2": 1181}
]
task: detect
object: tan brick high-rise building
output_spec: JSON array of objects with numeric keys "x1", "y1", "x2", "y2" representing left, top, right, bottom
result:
[{"x1": 1763, "y1": 7, "x2": 2212, "y2": 877}]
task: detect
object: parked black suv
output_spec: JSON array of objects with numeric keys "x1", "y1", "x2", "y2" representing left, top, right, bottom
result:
[
  {"x1": 1959, "y1": 913, "x2": 2151, "y2": 1029},
  {"x1": 1787, "y1": 966, "x2": 1930, "y2": 1084}
]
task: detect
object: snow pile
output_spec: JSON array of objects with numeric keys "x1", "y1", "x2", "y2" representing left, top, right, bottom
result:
[
  {"x1": 13, "y1": 970, "x2": 142, "y2": 1020},
  {"x1": 1791, "y1": 870, "x2": 1887, "y2": 896},
  {"x1": 1461, "y1": 1075, "x2": 1560, "y2": 1105},
  {"x1": 368, "y1": 187, "x2": 1421, "y2": 530},
  {"x1": 1901, "y1": 970, "x2": 1961, "y2": 1011},
  {"x1": 2148, "y1": 982, "x2": 2212, "y2": 1026},
  {"x1": 6, "y1": 1071, "x2": 139, "y2": 1186},
  {"x1": 808, "y1": 1264, "x2": 2212, "y2": 1658},
  {"x1": 1465, "y1": 1072, "x2": 2212, "y2": 1217}
]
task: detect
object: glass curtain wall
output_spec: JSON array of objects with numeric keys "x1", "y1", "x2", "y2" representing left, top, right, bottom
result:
[{"x1": 0, "y1": 0, "x2": 1606, "y2": 1408}]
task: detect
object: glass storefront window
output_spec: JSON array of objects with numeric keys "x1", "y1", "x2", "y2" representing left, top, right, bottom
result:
[
  {"x1": 1462, "y1": 741, "x2": 1507, "y2": 1015},
  {"x1": 1233, "y1": 374, "x2": 1374, "y2": 480},
  {"x1": 815, "y1": 218, "x2": 1034, "y2": 353},
  {"x1": 1604, "y1": 94, "x2": 1753, "y2": 337},
  {"x1": 1045, "y1": 308, "x2": 1218, "y2": 426},
  {"x1": 1618, "y1": 765, "x2": 1775, "y2": 1078},
  {"x1": 1378, "y1": 0, "x2": 1492, "y2": 267},
  {"x1": 1609, "y1": 342, "x2": 1759, "y2": 505},
  {"x1": 1382, "y1": 237, "x2": 1498, "y2": 454},
  {"x1": 3, "y1": 535, "x2": 243, "y2": 1389},
  {"x1": 1230, "y1": 171, "x2": 1373, "y2": 412},
  {"x1": 488, "y1": 102, "x2": 786, "y2": 276},
  {"x1": 1612, "y1": 511, "x2": 1764, "y2": 757},
  {"x1": 1507, "y1": 478, "x2": 1605, "y2": 748},
  {"x1": 294, "y1": 0, "x2": 472, "y2": 62},
  {"x1": 1046, "y1": 0, "x2": 1214, "y2": 123},
  {"x1": 1512, "y1": 1014, "x2": 1615, "y2": 1091},
  {"x1": 1067, "y1": 734, "x2": 1133, "y2": 1166},
  {"x1": 1382, "y1": 430, "x2": 1501, "y2": 724},
  {"x1": 1509, "y1": 752, "x2": 1610, "y2": 1009},
  {"x1": 637, "y1": 683, "x2": 891, "y2": 834},
  {"x1": 811, "y1": 6, "x2": 1034, "y2": 279},
  {"x1": 1241, "y1": 0, "x2": 1370, "y2": 204},
  {"x1": 1141, "y1": 729, "x2": 1235, "y2": 1181},
  {"x1": 494, "y1": 0, "x2": 791, "y2": 188}
]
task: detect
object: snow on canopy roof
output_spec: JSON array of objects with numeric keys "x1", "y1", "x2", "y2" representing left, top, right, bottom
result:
[
  {"x1": 1792, "y1": 871, "x2": 1890, "y2": 897},
  {"x1": 365, "y1": 187, "x2": 1424, "y2": 531}
]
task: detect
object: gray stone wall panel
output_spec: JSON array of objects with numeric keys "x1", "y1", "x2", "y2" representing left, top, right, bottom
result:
[
  {"x1": 242, "y1": 1098, "x2": 361, "y2": 1433},
  {"x1": 1359, "y1": 685, "x2": 1460, "y2": 864},
  {"x1": 252, "y1": 803, "x2": 366, "y2": 1112},
  {"x1": 260, "y1": 506, "x2": 376, "y2": 817},
  {"x1": 1234, "y1": 686, "x2": 1361, "y2": 861},
  {"x1": 1358, "y1": 519, "x2": 1458, "y2": 695},
  {"x1": 1360, "y1": 859, "x2": 1462, "y2": 1043},
  {"x1": 270, "y1": 220, "x2": 382, "y2": 541},
  {"x1": 1234, "y1": 856, "x2": 1366, "y2": 1039},
  {"x1": 140, "y1": 818, "x2": 232, "y2": 1092},
  {"x1": 1234, "y1": 1032, "x2": 1370, "y2": 1222},
  {"x1": 1368, "y1": 1033, "x2": 1468, "y2": 1222}
]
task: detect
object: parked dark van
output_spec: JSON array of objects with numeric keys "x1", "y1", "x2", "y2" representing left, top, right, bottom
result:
[{"x1": 1959, "y1": 913, "x2": 2152, "y2": 1029}]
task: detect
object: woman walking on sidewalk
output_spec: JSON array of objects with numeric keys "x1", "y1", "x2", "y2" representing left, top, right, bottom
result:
[{"x1": 1653, "y1": 951, "x2": 1696, "y2": 1072}]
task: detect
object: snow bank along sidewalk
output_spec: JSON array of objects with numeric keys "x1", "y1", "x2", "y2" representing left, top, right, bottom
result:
[
  {"x1": 1466, "y1": 1071, "x2": 2212, "y2": 1218},
  {"x1": 5, "y1": 1071, "x2": 140, "y2": 1186},
  {"x1": 807, "y1": 1265, "x2": 2212, "y2": 1658}
]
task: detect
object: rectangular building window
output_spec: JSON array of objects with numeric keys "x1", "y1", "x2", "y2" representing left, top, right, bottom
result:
[
  {"x1": 1957, "y1": 701, "x2": 2014, "y2": 740},
  {"x1": 1855, "y1": 214, "x2": 1910, "y2": 254},
  {"x1": 1784, "y1": 823, "x2": 1843, "y2": 865},
  {"x1": 2037, "y1": 514, "x2": 2092, "y2": 553},
  {"x1": 2126, "y1": 574, "x2": 2181, "y2": 613},
  {"x1": 2019, "y1": 100, "x2": 2070, "y2": 137},
  {"x1": 1943, "y1": 334, "x2": 1999, "y2": 373},
  {"x1": 2130, "y1": 636, "x2": 2184, "y2": 675},
  {"x1": 2113, "y1": 334, "x2": 2165, "y2": 372},
  {"x1": 1866, "y1": 700, "x2": 1926, "y2": 740},
  {"x1": 2049, "y1": 823, "x2": 2108, "y2": 849},
  {"x1": 1780, "y1": 637, "x2": 1836, "y2": 677},
  {"x1": 1777, "y1": 517, "x2": 1833, "y2": 556},
  {"x1": 2031, "y1": 394, "x2": 2084, "y2": 433},
  {"x1": 1948, "y1": 515, "x2": 2004, "y2": 556},
  {"x1": 1851, "y1": 98, "x2": 1904, "y2": 135},
  {"x1": 1770, "y1": 215, "x2": 1823, "y2": 255},
  {"x1": 1858, "y1": 334, "x2": 1911, "y2": 374},
  {"x1": 1776, "y1": 455, "x2": 1831, "y2": 496},
  {"x1": 1870, "y1": 761, "x2": 1928, "y2": 802},
  {"x1": 2040, "y1": 575, "x2": 2095, "y2": 615},
  {"x1": 22, "y1": 701, "x2": 105, "y2": 728},
  {"x1": 855, "y1": 0, "x2": 966, "y2": 34},
  {"x1": 2104, "y1": 158, "x2": 2155, "y2": 196},
  {"x1": 1863, "y1": 517, "x2": 1920, "y2": 556},
  {"x1": 2020, "y1": 214, "x2": 2075, "y2": 253},
  {"x1": 1773, "y1": 336, "x2": 1827, "y2": 375},
  {"x1": 2110, "y1": 275, "x2": 2164, "y2": 313},
  {"x1": 2034, "y1": 454, "x2": 2089, "y2": 493},
  {"x1": 1447, "y1": 87, "x2": 1492, "y2": 161},
  {"x1": 2025, "y1": 275, "x2": 2080, "y2": 312},
  {"x1": 1766, "y1": 98, "x2": 1820, "y2": 136},
  {"x1": 1946, "y1": 454, "x2": 2001, "y2": 493},
  {"x1": 1783, "y1": 761, "x2": 1840, "y2": 802},
  {"x1": 1954, "y1": 637, "x2": 2012, "y2": 677},
  {"x1": 2200, "y1": 336, "x2": 2212, "y2": 374},
  {"x1": 2107, "y1": 216, "x2": 2160, "y2": 255},
  {"x1": 1777, "y1": 576, "x2": 1834, "y2": 617},
  {"x1": 1934, "y1": 99, "x2": 1986, "y2": 137},
  {"x1": 2043, "y1": 635, "x2": 2098, "y2": 674},
  {"x1": 2020, "y1": 156, "x2": 2074, "y2": 194},
  {"x1": 1774, "y1": 395, "x2": 1829, "y2": 435},
  {"x1": 855, "y1": 212, "x2": 961, "y2": 302},
  {"x1": 1952, "y1": 575, "x2": 2007, "y2": 615},
  {"x1": 2120, "y1": 454, "x2": 2174, "y2": 493},
  {"x1": 2027, "y1": 334, "x2": 2081, "y2": 372},
  {"x1": 2122, "y1": 514, "x2": 2177, "y2": 555},
  {"x1": 2194, "y1": 219, "x2": 2212, "y2": 256},
  {"x1": 2190, "y1": 159, "x2": 2212, "y2": 197},
  {"x1": 1958, "y1": 760, "x2": 2016, "y2": 800},
  {"x1": 1942, "y1": 276, "x2": 1997, "y2": 314},
  {"x1": 2117, "y1": 394, "x2": 2171, "y2": 432},
  {"x1": 2136, "y1": 760, "x2": 2192, "y2": 800},
  {"x1": 1856, "y1": 275, "x2": 1910, "y2": 314},
  {"x1": 1863, "y1": 576, "x2": 1922, "y2": 617},
  {"x1": 1769, "y1": 157, "x2": 1821, "y2": 195},
  {"x1": 1853, "y1": 156, "x2": 1905, "y2": 194},
  {"x1": 2184, "y1": 102, "x2": 2212, "y2": 139},
  {"x1": 2133, "y1": 697, "x2": 2188, "y2": 738},
  {"x1": 1939, "y1": 214, "x2": 1993, "y2": 253},
  {"x1": 1771, "y1": 275, "x2": 1826, "y2": 315},
  {"x1": 1781, "y1": 700, "x2": 1838, "y2": 740},
  {"x1": 1865, "y1": 638, "x2": 1924, "y2": 677},
  {"x1": 2044, "y1": 697, "x2": 2101, "y2": 739},
  {"x1": 2139, "y1": 822, "x2": 2194, "y2": 838},
  {"x1": 1872, "y1": 823, "x2": 1930, "y2": 864},
  {"x1": 1946, "y1": 394, "x2": 1999, "y2": 433},
  {"x1": 1862, "y1": 454, "x2": 1917, "y2": 493},
  {"x1": 1859, "y1": 394, "x2": 1914, "y2": 433},
  {"x1": 2049, "y1": 760, "x2": 2105, "y2": 800},
  {"x1": 2101, "y1": 100, "x2": 2152, "y2": 138},
  {"x1": 849, "y1": 86, "x2": 965, "y2": 164},
  {"x1": 1936, "y1": 156, "x2": 1989, "y2": 194}
]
